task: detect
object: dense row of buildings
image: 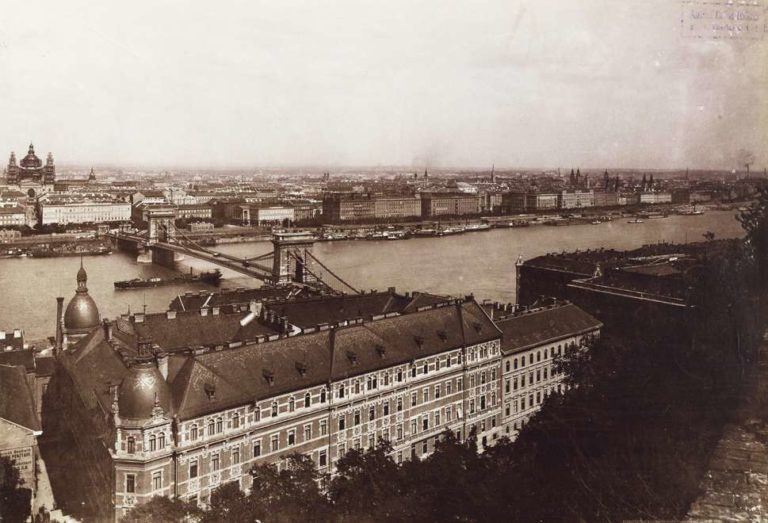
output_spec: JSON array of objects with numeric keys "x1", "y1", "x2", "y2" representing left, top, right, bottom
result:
[{"x1": 17, "y1": 265, "x2": 603, "y2": 521}]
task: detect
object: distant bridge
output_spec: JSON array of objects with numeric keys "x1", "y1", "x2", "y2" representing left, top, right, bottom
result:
[{"x1": 108, "y1": 207, "x2": 358, "y2": 294}]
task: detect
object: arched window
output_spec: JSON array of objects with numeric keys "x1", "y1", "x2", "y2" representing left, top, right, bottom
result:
[
  {"x1": 320, "y1": 388, "x2": 327, "y2": 403},
  {"x1": 158, "y1": 432, "x2": 166, "y2": 449},
  {"x1": 304, "y1": 392, "x2": 311, "y2": 408},
  {"x1": 339, "y1": 384, "x2": 345, "y2": 398},
  {"x1": 190, "y1": 425, "x2": 198, "y2": 440},
  {"x1": 127, "y1": 437, "x2": 135, "y2": 454},
  {"x1": 149, "y1": 434, "x2": 157, "y2": 451},
  {"x1": 289, "y1": 397, "x2": 295, "y2": 412},
  {"x1": 233, "y1": 412, "x2": 240, "y2": 428},
  {"x1": 271, "y1": 401, "x2": 278, "y2": 417},
  {"x1": 254, "y1": 407, "x2": 261, "y2": 422},
  {"x1": 208, "y1": 420, "x2": 215, "y2": 435},
  {"x1": 216, "y1": 418, "x2": 223, "y2": 433}
]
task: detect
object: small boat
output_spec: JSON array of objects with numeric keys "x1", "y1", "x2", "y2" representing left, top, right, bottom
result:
[
  {"x1": 627, "y1": 218, "x2": 644, "y2": 224},
  {"x1": 591, "y1": 220, "x2": 601, "y2": 225}
]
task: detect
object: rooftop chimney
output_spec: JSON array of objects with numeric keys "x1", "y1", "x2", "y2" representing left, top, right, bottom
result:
[{"x1": 55, "y1": 297, "x2": 64, "y2": 353}]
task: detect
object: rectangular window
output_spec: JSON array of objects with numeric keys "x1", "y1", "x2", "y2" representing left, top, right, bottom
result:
[
  {"x1": 233, "y1": 448, "x2": 240, "y2": 465},
  {"x1": 320, "y1": 420, "x2": 327, "y2": 436},
  {"x1": 383, "y1": 402, "x2": 390, "y2": 416},
  {"x1": 339, "y1": 417, "x2": 346, "y2": 431},
  {"x1": 397, "y1": 397, "x2": 403, "y2": 412},
  {"x1": 397, "y1": 424, "x2": 403, "y2": 441},
  {"x1": 189, "y1": 460, "x2": 198, "y2": 478},
  {"x1": 457, "y1": 378, "x2": 463, "y2": 391},
  {"x1": 423, "y1": 388, "x2": 429, "y2": 402},
  {"x1": 253, "y1": 441, "x2": 261, "y2": 457},
  {"x1": 369, "y1": 406, "x2": 375, "y2": 421},
  {"x1": 319, "y1": 450, "x2": 327, "y2": 467},
  {"x1": 435, "y1": 411, "x2": 441, "y2": 426},
  {"x1": 446, "y1": 381, "x2": 452, "y2": 395},
  {"x1": 288, "y1": 430, "x2": 296, "y2": 446},
  {"x1": 423, "y1": 417, "x2": 429, "y2": 431},
  {"x1": 126, "y1": 474, "x2": 136, "y2": 493},
  {"x1": 411, "y1": 420, "x2": 417, "y2": 435},
  {"x1": 304, "y1": 425, "x2": 312, "y2": 441},
  {"x1": 434, "y1": 385, "x2": 441, "y2": 399},
  {"x1": 270, "y1": 434, "x2": 279, "y2": 453},
  {"x1": 446, "y1": 405, "x2": 452, "y2": 421},
  {"x1": 505, "y1": 380, "x2": 510, "y2": 393},
  {"x1": 212, "y1": 453, "x2": 220, "y2": 471},
  {"x1": 411, "y1": 392, "x2": 417, "y2": 407}
]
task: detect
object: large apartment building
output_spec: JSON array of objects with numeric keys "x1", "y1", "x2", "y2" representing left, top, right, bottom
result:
[
  {"x1": 44, "y1": 268, "x2": 597, "y2": 521},
  {"x1": 496, "y1": 304, "x2": 602, "y2": 438}
]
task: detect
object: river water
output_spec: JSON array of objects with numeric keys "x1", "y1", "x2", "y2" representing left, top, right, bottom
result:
[{"x1": 0, "y1": 211, "x2": 745, "y2": 339}]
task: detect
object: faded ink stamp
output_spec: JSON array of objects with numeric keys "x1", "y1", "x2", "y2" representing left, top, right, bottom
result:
[{"x1": 682, "y1": 0, "x2": 765, "y2": 39}]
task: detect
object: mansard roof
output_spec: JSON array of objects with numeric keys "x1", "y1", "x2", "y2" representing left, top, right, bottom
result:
[
  {"x1": 61, "y1": 299, "x2": 500, "y2": 422},
  {"x1": 496, "y1": 303, "x2": 602, "y2": 355}
]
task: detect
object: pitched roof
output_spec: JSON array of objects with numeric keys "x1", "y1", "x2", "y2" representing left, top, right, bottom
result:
[
  {"x1": 113, "y1": 309, "x2": 278, "y2": 353},
  {"x1": 63, "y1": 299, "x2": 501, "y2": 422},
  {"x1": 0, "y1": 364, "x2": 41, "y2": 432},
  {"x1": 0, "y1": 350, "x2": 34, "y2": 373},
  {"x1": 167, "y1": 287, "x2": 300, "y2": 313},
  {"x1": 496, "y1": 303, "x2": 602, "y2": 355},
  {"x1": 264, "y1": 290, "x2": 453, "y2": 329}
]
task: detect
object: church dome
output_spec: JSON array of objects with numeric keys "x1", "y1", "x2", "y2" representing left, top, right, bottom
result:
[
  {"x1": 20, "y1": 144, "x2": 42, "y2": 169},
  {"x1": 118, "y1": 362, "x2": 171, "y2": 420},
  {"x1": 63, "y1": 262, "x2": 100, "y2": 333}
]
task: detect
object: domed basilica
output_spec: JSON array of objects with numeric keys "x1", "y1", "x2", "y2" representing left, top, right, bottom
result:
[{"x1": 5, "y1": 143, "x2": 56, "y2": 186}]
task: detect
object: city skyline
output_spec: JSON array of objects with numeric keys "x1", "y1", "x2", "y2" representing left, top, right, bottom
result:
[{"x1": 1, "y1": 1, "x2": 765, "y2": 170}]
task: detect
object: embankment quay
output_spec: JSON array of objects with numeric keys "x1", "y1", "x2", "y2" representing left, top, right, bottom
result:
[{"x1": 0, "y1": 209, "x2": 744, "y2": 340}]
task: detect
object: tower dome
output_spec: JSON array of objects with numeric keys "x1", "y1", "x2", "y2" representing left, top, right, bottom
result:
[
  {"x1": 64, "y1": 261, "x2": 100, "y2": 334},
  {"x1": 117, "y1": 362, "x2": 171, "y2": 420}
]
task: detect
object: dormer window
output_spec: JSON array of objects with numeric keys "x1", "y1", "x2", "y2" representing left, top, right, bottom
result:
[
  {"x1": 204, "y1": 382, "x2": 216, "y2": 400},
  {"x1": 295, "y1": 362, "x2": 307, "y2": 377},
  {"x1": 472, "y1": 322, "x2": 482, "y2": 333},
  {"x1": 347, "y1": 350, "x2": 358, "y2": 365},
  {"x1": 414, "y1": 335, "x2": 424, "y2": 348},
  {"x1": 263, "y1": 369, "x2": 275, "y2": 386},
  {"x1": 375, "y1": 344, "x2": 386, "y2": 358},
  {"x1": 437, "y1": 330, "x2": 447, "y2": 342}
]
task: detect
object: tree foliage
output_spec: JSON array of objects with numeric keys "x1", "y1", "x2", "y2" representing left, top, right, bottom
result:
[{"x1": 0, "y1": 456, "x2": 31, "y2": 523}]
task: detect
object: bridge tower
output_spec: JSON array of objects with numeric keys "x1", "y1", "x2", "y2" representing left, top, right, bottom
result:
[
  {"x1": 146, "y1": 207, "x2": 179, "y2": 268},
  {"x1": 271, "y1": 231, "x2": 316, "y2": 285},
  {"x1": 147, "y1": 206, "x2": 177, "y2": 244}
]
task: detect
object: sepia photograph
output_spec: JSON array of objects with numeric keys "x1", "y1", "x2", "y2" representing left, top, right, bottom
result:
[{"x1": 0, "y1": 1, "x2": 766, "y2": 521}]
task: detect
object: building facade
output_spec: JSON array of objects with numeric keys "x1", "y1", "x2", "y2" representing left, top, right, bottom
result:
[
  {"x1": 39, "y1": 195, "x2": 131, "y2": 225},
  {"x1": 496, "y1": 304, "x2": 601, "y2": 439},
  {"x1": 373, "y1": 197, "x2": 421, "y2": 220},
  {"x1": 420, "y1": 193, "x2": 480, "y2": 217},
  {"x1": 559, "y1": 190, "x2": 595, "y2": 209}
]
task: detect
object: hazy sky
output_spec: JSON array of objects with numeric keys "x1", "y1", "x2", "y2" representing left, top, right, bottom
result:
[{"x1": 0, "y1": 1, "x2": 765, "y2": 169}]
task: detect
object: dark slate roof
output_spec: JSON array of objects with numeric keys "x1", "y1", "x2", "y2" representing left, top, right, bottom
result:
[
  {"x1": 265, "y1": 290, "x2": 452, "y2": 329},
  {"x1": 112, "y1": 310, "x2": 278, "y2": 353},
  {"x1": 171, "y1": 300, "x2": 498, "y2": 420},
  {"x1": 265, "y1": 292, "x2": 408, "y2": 329},
  {"x1": 496, "y1": 304, "x2": 602, "y2": 355},
  {"x1": 0, "y1": 350, "x2": 35, "y2": 373},
  {"x1": 63, "y1": 299, "x2": 500, "y2": 422},
  {"x1": 167, "y1": 287, "x2": 301, "y2": 313},
  {"x1": 0, "y1": 364, "x2": 41, "y2": 432},
  {"x1": 34, "y1": 356, "x2": 55, "y2": 377}
]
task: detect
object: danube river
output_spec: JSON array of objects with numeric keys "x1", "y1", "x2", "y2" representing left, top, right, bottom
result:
[{"x1": 0, "y1": 210, "x2": 745, "y2": 339}]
